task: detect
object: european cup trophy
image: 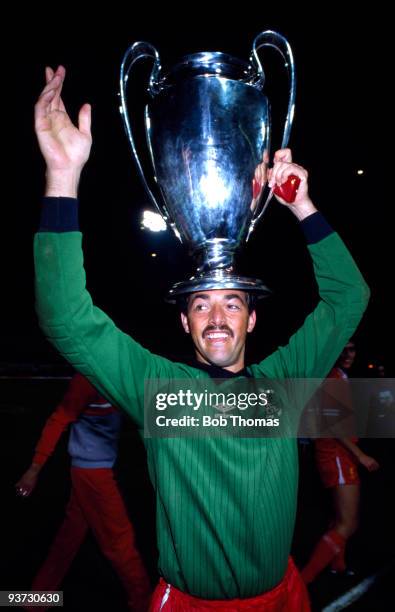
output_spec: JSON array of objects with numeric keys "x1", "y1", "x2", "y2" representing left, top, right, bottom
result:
[{"x1": 119, "y1": 31, "x2": 296, "y2": 300}]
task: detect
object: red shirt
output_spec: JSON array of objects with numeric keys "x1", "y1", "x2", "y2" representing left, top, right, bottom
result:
[
  {"x1": 315, "y1": 367, "x2": 358, "y2": 456},
  {"x1": 33, "y1": 374, "x2": 115, "y2": 465}
]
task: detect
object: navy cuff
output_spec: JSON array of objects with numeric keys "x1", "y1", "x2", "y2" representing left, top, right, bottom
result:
[
  {"x1": 300, "y1": 212, "x2": 334, "y2": 244},
  {"x1": 39, "y1": 197, "x2": 79, "y2": 232}
]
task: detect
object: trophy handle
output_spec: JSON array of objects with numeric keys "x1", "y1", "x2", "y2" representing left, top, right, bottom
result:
[
  {"x1": 119, "y1": 42, "x2": 174, "y2": 226},
  {"x1": 247, "y1": 31, "x2": 296, "y2": 236}
]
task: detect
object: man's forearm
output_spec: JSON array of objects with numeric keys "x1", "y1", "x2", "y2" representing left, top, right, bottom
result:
[
  {"x1": 29, "y1": 462, "x2": 44, "y2": 473},
  {"x1": 32, "y1": 405, "x2": 75, "y2": 465},
  {"x1": 336, "y1": 438, "x2": 363, "y2": 461}
]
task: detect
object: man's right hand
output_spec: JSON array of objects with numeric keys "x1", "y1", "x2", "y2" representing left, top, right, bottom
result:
[
  {"x1": 15, "y1": 464, "x2": 42, "y2": 497},
  {"x1": 35, "y1": 65, "x2": 92, "y2": 197},
  {"x1": 358, "y1": 453, "x2": 380, "y2": 472}
]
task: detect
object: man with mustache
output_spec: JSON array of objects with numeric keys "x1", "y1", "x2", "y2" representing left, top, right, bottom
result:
[{"x1": 33, "y1": 65, "x2": 370, "y2": 611}]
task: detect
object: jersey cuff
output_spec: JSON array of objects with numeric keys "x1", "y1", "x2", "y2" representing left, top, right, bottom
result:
[
  {"x1": 39, "y1": 197, "x2": 79, "y2": 232},
  {"x1": 300, "y1": 212, "x2": 334, "y2": 244}
]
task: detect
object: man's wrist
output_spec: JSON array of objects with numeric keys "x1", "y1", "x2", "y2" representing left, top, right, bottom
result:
[
  {"x1": 300, "y1": 211, "x2": 334, "y2": 244},
  {"x1": 45, "y1": 168, "x2": 82, "y2": 198},
  {"x1": 290, "y1": 202, "x2": 318, "y2": 221}
]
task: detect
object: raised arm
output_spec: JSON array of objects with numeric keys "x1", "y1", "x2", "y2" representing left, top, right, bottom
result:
[
  {"x1": 253, "y1": 150, "x2": 370, "y2": 382},
  {"x1": 34, "y1": 68, "x2": 183, "y2": 428}
]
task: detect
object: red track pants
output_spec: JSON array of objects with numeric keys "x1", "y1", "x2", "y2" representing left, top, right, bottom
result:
[{"x1": 31, "y1": 467, "x2": 151, "y2": 611}]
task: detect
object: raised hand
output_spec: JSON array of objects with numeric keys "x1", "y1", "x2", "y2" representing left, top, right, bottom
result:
[
  {"x1": 35, "y1": 66, "x2": 92, "y2": 196},
  {"x1": 268, "y1": 149, "x2": 317, "y2": 220}
]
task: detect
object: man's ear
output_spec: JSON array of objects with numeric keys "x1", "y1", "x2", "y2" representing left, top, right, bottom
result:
[
  {"x1": 247, "y1": 310, "x2": 256, "y2": 333},
  {"x1": 180, "y1": 312, "x2": 190, "y2": 334}
]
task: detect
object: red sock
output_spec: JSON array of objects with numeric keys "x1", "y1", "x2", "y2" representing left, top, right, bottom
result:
[{"x1": 301, "y1": 529, "x2": 346, "y2": 584}]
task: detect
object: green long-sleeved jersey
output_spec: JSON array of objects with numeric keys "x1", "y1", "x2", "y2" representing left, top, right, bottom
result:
[{"x1": 34, "y1": 208, "x2": 369, "y2": 599}]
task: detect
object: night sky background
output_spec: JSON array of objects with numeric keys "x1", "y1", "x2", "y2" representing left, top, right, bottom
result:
[{"x1": 3, "y1": 9, "x2": 393, "y2": 374}]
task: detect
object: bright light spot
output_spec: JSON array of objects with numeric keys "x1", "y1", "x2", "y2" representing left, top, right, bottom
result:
[
  {"x1": 368, "y1": 364, "x2": 374, "y2": 369},
  {"x1": 199, "y1": 161, "x2": 230, "y2": 208},
  {"x1": 151, "y1": 253, "x2": 157, "y2": 257},
  {"x1": 141, "y1": 210, "x2": 167, "y2": 232},
  {"x1": 260, "y1": 122, "x2": 266, "y2": 142},
  {"x1": 172, "y1": 225, "x2": 182, "y2": 241},
  {"x1": 357, "y1": 169, "x2": 364, "y2": 175}
]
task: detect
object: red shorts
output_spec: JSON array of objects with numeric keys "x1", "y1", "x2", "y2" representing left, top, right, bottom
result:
[
  {"x1": 149, "y1": 557, "x2": 310, "y2": 611},
  {"x1": 316, "y1": 452, "x2": 360, "y2": 488}
]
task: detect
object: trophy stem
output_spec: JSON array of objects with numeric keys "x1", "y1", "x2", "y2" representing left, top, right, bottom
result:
[
  {"x1": 165, "y1": 239, "x2": 271, "y2": 302},
  {"x1": 194, "y1": 239, "x2": 237, "y2": 274}
]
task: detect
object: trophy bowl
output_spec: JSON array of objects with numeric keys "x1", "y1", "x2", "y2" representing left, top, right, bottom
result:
[{"x1": 119, "y1": 32, "x2": 296, "y2": 301}]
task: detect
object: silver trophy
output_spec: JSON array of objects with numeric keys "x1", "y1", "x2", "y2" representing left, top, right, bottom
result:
[{"x1": 119, "y1": 31, "x2": 296, "y2": 300}]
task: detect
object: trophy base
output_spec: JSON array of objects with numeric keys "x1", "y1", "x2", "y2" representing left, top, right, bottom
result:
[{"x1": 166, "y1": 271, "x2": 271, "y2": 303}]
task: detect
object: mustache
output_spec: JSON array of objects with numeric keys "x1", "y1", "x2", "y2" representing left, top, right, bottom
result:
[{"x1": 203, "y1": 325, "x2": 233, "y2": 338}]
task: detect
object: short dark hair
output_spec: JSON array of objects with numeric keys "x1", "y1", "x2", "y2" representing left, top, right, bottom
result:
[
  {"x1": 177, "y1": 295, "x2": 189, "y2": 315},
  {"x1": 245, "y1": 292, "x2": 257, "y2": 314}
]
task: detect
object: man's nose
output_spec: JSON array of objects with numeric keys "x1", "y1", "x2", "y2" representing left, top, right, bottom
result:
[{"x1": 209, "y1": 304, "x2": 226, "y2": 326}]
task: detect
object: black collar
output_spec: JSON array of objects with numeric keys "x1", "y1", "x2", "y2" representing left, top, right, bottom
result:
[{"x1": 186, "y1": 358, "x2": 251, "y2": 379}]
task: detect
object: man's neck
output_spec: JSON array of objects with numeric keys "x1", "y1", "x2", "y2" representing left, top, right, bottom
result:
[
  {"x1": 194, "y1": 354, "x2": 245, "y2": 374},
  {"x1": 190, "y1": 358, "x2": 249, "y2": 378}
]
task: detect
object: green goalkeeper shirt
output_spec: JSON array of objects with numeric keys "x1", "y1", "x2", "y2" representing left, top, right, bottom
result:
[{"x1": 34, "y1": 199, "x2": 369, "y2": 598}]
